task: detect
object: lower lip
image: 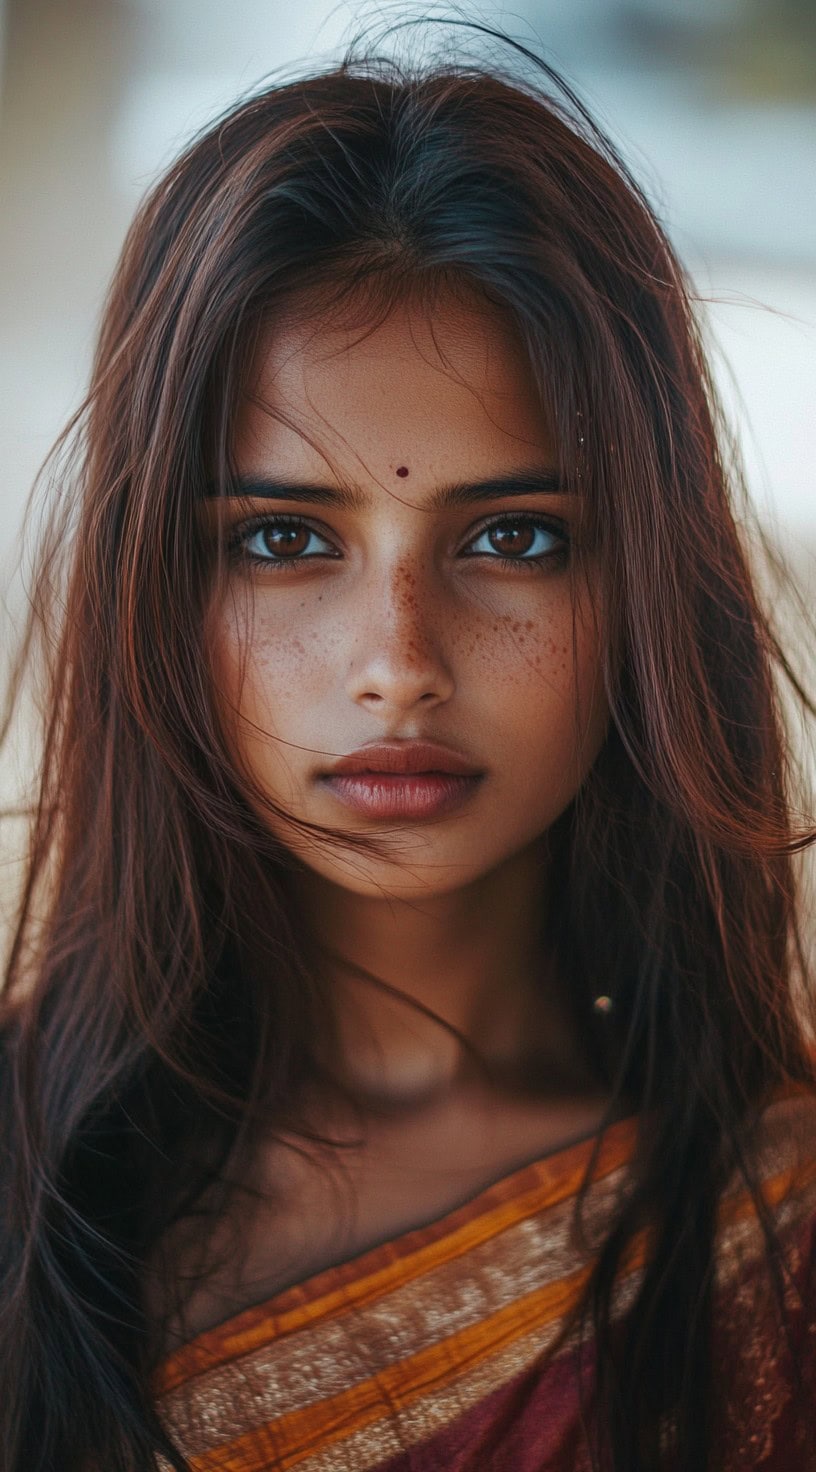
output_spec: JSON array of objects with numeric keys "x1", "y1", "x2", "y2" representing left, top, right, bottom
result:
[{"x1": 320, "y1": 772, "x2": 484, "y2": 819}]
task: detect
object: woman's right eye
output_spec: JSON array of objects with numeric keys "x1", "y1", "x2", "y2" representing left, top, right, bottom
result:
[{"x1": 231, "y1": 517, "x2": 336, "y2": 568}]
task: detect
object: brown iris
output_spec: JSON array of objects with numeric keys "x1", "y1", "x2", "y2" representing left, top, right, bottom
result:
[
  {"x1": 262, "y1": 523, "x2": 311, "y2": 556},
  {"x1": 487, "y1": 522, "x2": 536, "y2": 556}
]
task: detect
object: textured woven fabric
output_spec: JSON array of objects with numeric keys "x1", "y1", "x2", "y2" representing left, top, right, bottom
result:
[{"x1": 153, "y1": 1092, "x2": 816, "y2": 1471}]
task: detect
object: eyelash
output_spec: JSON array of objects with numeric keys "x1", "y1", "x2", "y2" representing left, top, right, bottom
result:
[{"x1": 228, "y1": 513, "x2": 570, "y2": 573}]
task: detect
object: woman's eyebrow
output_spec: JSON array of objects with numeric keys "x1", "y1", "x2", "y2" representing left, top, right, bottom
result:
[{"x1": 219, "y1": 467, "x2": 568, "y2": 510}]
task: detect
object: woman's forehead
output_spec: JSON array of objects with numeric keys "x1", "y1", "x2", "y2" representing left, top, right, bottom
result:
[{"x1": 233, "y1": 293, "x2": 557, "y2": 492}]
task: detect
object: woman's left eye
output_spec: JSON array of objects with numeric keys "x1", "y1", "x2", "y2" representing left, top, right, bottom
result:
[{"x1": 464, "y1": 516, "x2": 568, "y2": 566}]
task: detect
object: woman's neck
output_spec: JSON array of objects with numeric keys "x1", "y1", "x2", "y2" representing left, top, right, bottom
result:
[{"x1": 291, "y1": 840, "x2": 599, "y2": 1107}]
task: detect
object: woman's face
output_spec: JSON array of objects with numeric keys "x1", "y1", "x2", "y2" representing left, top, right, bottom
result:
[{"x1": 207, "y1": 288, "x2": 608, "y2": 899}]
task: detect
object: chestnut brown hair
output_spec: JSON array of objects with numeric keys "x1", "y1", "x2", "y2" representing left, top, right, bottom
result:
[{"x1": 1, "y1": 27, "x2": 815, "y2": 1472}]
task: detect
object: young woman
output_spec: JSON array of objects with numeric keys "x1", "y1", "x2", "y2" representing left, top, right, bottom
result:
[{"x1": 1, "y1": 30, "x2": 815, "y2": 1472}]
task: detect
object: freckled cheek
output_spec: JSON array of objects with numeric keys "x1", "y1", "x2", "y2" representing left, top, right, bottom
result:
[
  {"x1": 462, "y1": 611, "x2": 581, "y2": 693},
  {"x1": 207, "y1": 602, "x2": 336, "y2": 743},
  {"x1": 467, "y1": 602, "x2": 607, "y2": 761}
]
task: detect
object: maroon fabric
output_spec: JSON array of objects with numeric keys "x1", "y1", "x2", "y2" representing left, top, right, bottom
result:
[{"x1": 375, "y1": 1205, "x2": 816, "y2": 1472}]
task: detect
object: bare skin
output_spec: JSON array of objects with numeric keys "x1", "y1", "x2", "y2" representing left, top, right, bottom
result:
[{"x1": 160, "y1": 288, "x2": 617, "y2": 1348}]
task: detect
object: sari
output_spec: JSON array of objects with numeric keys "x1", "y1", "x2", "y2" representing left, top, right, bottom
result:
[{"x1": 153, "y1": 1089, "x2": 816, "y2": 1470}]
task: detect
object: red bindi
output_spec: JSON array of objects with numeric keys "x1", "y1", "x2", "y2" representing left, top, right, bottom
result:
[{"x1": 395, "y1": 465, "x2": 409, "y2": 478}]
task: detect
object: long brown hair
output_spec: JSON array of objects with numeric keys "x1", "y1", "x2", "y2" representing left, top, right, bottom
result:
[{"x1": 1, "y1": 26, "x2": 815, "y2": 1472}]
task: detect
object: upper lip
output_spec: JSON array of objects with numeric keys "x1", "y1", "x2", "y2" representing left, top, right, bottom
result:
[{"x1": 323, "y1": 741, "x2": 483, "y2": 777}]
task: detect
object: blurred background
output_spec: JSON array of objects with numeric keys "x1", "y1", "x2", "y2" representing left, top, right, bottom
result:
[{"x1": 1, "y1": 0, "x2": 814, "y2": 565}]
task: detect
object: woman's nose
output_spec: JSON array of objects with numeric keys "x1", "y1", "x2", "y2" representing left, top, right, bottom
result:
[{"x1": 343, "y1": 560, "x2": 455, "y2": 717}]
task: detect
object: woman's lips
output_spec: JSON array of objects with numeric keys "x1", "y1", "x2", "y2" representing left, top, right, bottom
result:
[
  {"x1": 318, "y1": 739, "x2": 485, "y2": 819},
  {"x1": 319, "y1": 772, "x2": 484, "y2": 820}
]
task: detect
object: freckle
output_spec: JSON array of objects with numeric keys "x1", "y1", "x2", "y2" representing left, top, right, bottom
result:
[
  {"x1": 525, "y1": 621, "x2": 533, "y2": 631},
  {"x1": 395, "y1": 466, "x2": 409, "y2": 478}
]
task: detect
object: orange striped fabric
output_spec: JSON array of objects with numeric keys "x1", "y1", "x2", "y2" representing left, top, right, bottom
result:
[{"x1": 153, "y1": 1091, "x2": 816, "y2": 1472}]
